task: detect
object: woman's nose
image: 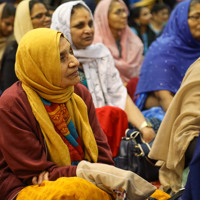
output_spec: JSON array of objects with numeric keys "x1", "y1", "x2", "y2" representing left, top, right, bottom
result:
[
  {"x1": 122, "y1": 11, "x2": 127, "y2": 18},
  {"x1": 44, "y1": 14, "x2": 51, "y2": 22},
  {"x1": 148, "y1": 13, "x2": 152, "y2": 21},
  {"x1": 71, "y1": 55, "x2": 80, "y2": 67},
  {"x1": 8, "y1": 25, "x2": 14, "y2": 33},
  {"x1": 84, "y1": 25, "x2": 93, "y2": 33}
]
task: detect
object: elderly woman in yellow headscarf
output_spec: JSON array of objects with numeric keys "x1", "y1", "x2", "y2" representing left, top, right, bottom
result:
[
  {"x1": 0, "y1": 27, "x2": 113, "y2": 199},
  {"x1": 0, "y1": 28, "x2": 156, "y2": 200}
]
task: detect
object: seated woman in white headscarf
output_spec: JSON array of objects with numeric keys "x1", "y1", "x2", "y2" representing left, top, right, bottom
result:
[{"x1": 50, "y1": 1, "x2": 156, "y2": 156}]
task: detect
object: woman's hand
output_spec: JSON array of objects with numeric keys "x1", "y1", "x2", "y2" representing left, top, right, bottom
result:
[
  {"x1": 32, "y1": 171, "x2": 49, "y2": 185},
  {"x1": 141, "y1": 127, "x2": 156, "y2": 143}
]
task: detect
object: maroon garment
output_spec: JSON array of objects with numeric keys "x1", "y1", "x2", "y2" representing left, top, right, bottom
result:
[
  {"x1": 126, "y1": 77, "x2": 139, "y2": 101},
  {"x1": 0, "y1": 81, "x2": 114, "y2": 200},
  {"x1": 0, "y1": 149, "x2": 25, "y2": 200}
]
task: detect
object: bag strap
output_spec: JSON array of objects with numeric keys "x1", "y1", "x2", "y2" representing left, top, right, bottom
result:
[
  {"x1": 138, "y1": 143, "x2": 151, "y2": 156},
  {"x1": 124, "y1": 129, "x2": 152, "y2": 157}
]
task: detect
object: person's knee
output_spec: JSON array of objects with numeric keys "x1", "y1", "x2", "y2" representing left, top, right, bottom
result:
[
  {"x1": 144, "y1": 94, "x2": 160, "y2": 109},
  {"x1": 154, "y1": 90, "x2": 172, "y2": 101}
]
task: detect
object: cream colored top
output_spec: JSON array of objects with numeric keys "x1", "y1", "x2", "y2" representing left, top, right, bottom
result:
[
  {"x1": 149, "y1": 58, "x2": 200, "y2": 192},
  {"x1": 14, "y1": 0, "x2": 33, "y2": 44}
]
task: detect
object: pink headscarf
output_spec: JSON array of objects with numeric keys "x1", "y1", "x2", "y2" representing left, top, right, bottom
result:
[{"x1": 93, "y1": 0, "x2": 143, "y2": 83}]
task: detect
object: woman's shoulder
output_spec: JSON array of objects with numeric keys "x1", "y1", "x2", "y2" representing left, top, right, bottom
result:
[
  {"x1": 143, "y1": 35, "x2": 178, "y2": 58},
  {"x1": 130, "y1": 26, "x2": 138, "y2": 35},
  {"x1": 74, "y1": 83, "x2": 91, "y2": 98},
  {"x1": 127, "y1": 27, "x2": 143, "y2": 48},
  {"x1": 4, "y1": 40, "x2": 18, "y2": 55},
  {"x1": 0, "y1": 82, "x2": 27, "y2": 110},
  {"x1": 74, "y1": 83, "x2": 94, "y2": 107},
  {"x1": 90, "y1": 43, "x2": 111, "y2": 57}
]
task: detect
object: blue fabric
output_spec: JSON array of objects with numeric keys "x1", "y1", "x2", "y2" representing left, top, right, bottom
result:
[
  {"x1": 142, "y1": 107, "x2": 165, "y2": 121},
  {"x1": 131, "y1": 27, "x2": 148, "y2": 55},
  {"x1": 71, "y1": 161, "x2": 80, "y2": 166},
  {"x1": 135, "y1": 93, "x2": 148, "y2": 110},
  {"x1": 65, "y1": 134, "x2": 79, "y2": 147},
  {"x1": 41, "y1": 97, "x2": 51, "y2": 105},
  {"x1": 131, "y1": 27, "x2": 137, "y2": 35},
  {"x1": 129, "y1": 0, "x2": 140, "y2": 4},
  {"x1": 78, "y1": 68, "x2": 88, "y2": 88},
  {"x1": 142, "y1": 33, "x2": 148, "y2": 55},
  {"x1": 135, "y1": 0, "x2": 200, "y2": 96},
  {"x1": 135, "y1": 93, "x2": 165, "y2": 120},
  {"x1": 67, "y1": 120, "x2": 78, "y2": 140},
  {"x1": 179, "y1": 135, "x2": 200, "y2": 200}
]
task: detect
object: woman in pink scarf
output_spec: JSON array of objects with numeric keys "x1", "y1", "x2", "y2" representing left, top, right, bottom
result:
[{"x1": 93, "y1": 0, "x2": 143, "y2": 84}]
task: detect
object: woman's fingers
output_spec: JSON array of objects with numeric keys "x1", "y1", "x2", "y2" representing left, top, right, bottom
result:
[
  {"x1": 32, "y1": 176, "x2": 38, "y2": 185},
  {"x1": 43, "y1": 171, "x2": 49, "y2": 181},
  {"x1": 32, "y1": 171, "x2": 49, "y2": 185}
]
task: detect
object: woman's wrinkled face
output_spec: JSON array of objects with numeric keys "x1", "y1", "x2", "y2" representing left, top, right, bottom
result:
[
  {"x1": 70, "y1": 6, "x2": 94, "y2": 49},
  {"x1": 30, "y1": 3, "x2": 51, "y2": 29},
  {"x1": 108, "y1": 1, "x2": 127, "y2": 31},
  {"x1": 188, "y1": 3, "x2": 200, "y2": 41},
  {"x1": 136, "y1": 7, "x2": 152, "y2": 26},
  {"x1": 0, "y1": 16, "x2": 14, "y2": 37},
  {"x1": 59, "y1": 37, "x2": 80, "y2": 88}
]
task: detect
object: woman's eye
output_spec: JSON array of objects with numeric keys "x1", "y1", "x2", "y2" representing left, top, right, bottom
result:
[
  {"x1": 75, "y1": 23, "x2": 84, "y2": 29},
  {"x1": 143, "y1": 12, "x2": 149, "y2": 16},
  {"x1": 89, "y1": 21, "x2": 93, "y2": 28},
  {"x1": 60, "y1": 56, "x2": 65, "y2": 62},
  {"x1": 115, "y1": 10, "x2": 121, "y2": 15}
]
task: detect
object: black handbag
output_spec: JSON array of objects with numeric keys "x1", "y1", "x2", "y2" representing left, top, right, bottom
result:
[{"x1": 115, "y1": 129, "x2": 159, "y2": 182}]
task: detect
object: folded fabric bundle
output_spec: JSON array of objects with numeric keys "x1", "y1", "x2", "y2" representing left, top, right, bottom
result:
[
  {"x1": 76, "y1": 160, "x2": 156, "y2": 200},
  {"x1": 16, "y1": 177, "x2": 111, "y2": 200}
]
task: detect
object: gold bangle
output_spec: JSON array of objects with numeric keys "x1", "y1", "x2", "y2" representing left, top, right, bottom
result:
[{"x1": 139, "y1": 121, "x2": 152, "y2": 131}]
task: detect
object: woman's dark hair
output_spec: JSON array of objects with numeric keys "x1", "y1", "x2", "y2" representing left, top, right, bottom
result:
[
  {"x1": 29, "y1": 0, "x2": 48, "y2": 12},
  {"x1": 128, "y1": 6, "x2": 144, "y2": 27},
  {"x1": 129, "y1": 6, "x2": 143, "y2": 20},
  {"x1": 151, "y1": 3, "x2": 170, "y2": 14},
  {"x1": 2, "y1": 3, "x2": 16, "y2": 19},
  {"x1": 71, "y1": 3, "x2": 89, "y2": 16}
]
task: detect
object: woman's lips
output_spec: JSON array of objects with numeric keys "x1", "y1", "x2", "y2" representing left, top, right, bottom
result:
[
  {"x1": 83, "y1": 36, "x2": 93, "y2": 41},
  {"x1": 70, "y1": 70, "x2": 79, "y2": 77}
]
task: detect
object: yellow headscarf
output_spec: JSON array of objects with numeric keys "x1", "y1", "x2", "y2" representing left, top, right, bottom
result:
[
  {"x1": 133, "y1": 0, "x2": 163, "y2": 9},
  {"x1": 15, "y1": 28, "x2": 98, "y2": 166}
]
